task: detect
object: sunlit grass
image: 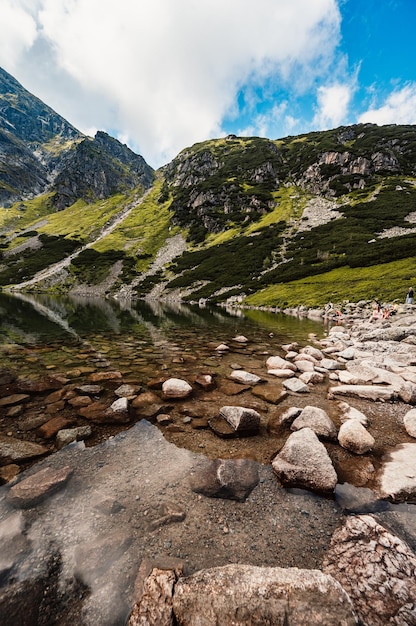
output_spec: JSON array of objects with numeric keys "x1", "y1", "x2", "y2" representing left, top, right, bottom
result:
[{"x1": 245, "y1": 257, "x2": 416, "y2": 308}]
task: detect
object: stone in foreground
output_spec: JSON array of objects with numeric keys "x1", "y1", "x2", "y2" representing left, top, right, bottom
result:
[
  {"x1": 323, "y1": 514, "x2": 416, "y2": 626},
  {"x1": 272, "y1": 427, "x2": 337, "y2": 493},
  {"x1": 172, "y1": 564, "x2": 357, "y2": 626}
]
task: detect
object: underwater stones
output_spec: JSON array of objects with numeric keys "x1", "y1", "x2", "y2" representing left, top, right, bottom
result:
[
  {"x1": 0, "y1": 394, "x2": 30, "y2": 407},
  {"x1": 190, "y1": 458, "x2": 259, "y2": 502},
  {"x1": 272, "y1": 428, "x2": 337, "y2": 493},
  {"x1": 7, "y1": 466, "x2": 73, "y2": 508}
]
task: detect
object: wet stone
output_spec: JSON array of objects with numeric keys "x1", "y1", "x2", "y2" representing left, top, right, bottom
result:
[
  {"x1": 7, "y1": 465, "x2": 74, "y2": 508},
  {"x1": 75, "y1": 384, "x2": 104, "y2": 396},
  {"x1": 251, "y1": 385, "x2": 287, "y2": 405},
  {"x1": 38, "y1": 416, "x2": 75, "y2": 439},
  {"x1": 0, "y1": 436, "x2": 48, "y2": 464},
  {"x1": 208, "y1": 416, "x2": 238, "y2": 439},
  {"x1": 0, "y1": 394, "x2": 30, "y2": 407}
]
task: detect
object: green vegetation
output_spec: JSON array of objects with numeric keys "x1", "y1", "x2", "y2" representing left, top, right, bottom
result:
[
  {"x1": 0, "y1": 234, "x2": 80, "y2": 286},
  {"x1": 245, "y1": 257, "x2": 416, "y2": 308}
]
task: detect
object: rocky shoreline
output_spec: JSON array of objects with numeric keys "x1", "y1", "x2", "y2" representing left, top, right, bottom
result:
[{"x1": 1, "y1": 300, "x2": 416, "y2": 624}]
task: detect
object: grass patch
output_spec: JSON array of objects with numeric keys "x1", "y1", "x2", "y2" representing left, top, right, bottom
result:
[{"x1": 245, "y1": 257, "x2": 416, "y2": 308}]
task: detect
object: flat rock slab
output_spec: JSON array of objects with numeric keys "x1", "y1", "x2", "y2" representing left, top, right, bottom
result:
[
  {"x1": 377, "y1": 443, "x2": 416, "y2": 502},
  {"x1": 0, "y1": 436, "x2": 48, "y2": 464},
  {"x1": 328, "y1": 384, "x2": 395, "y2": 401},
  {"x1": 7, "y1": 466, "x2": 73, "y2": 508},
  {"x1": 0, "y1": 394, "x2": 30, "y2": 407},
  {"x1": 172, "y1": 564, "x2": 357, "y2": 625}
]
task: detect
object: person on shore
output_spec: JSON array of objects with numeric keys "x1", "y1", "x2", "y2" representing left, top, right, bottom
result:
[{"x1": 406, "y1": 287, "x2": 414, "y2": 304}]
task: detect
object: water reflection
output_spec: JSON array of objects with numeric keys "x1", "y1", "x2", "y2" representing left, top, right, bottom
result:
[{"x1": 0, "y1": 292, "x2": 325, "y2": 347}]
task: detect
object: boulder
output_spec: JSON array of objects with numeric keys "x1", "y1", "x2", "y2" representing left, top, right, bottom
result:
[
  {"x1": 172, "y1": 564, "x2": 356, "y2": 626},
  {"x1": 162, "y1": 378, "x2": 193, "y2": 399},
  {"x1": 291, "y1": 406, "x2": 338, "y2": 440},
  {"x1": 128, "y1": 567, "x2": 176, "y2": 626},
  {"x1": 219, "y1": 406, "x2": 260, "y2": 435},
  {"x1": 56, "y1": 426, "x2": 92, "y2": 449},
  {"x1": 403, "y1": 408, "x2": 416, "y2": 438},
  {"x1": 323, "y1": 514, "x2": 416, "y2": 626},
  {"x1": 7, "y1": 466, "x2": 73, "y2": 508},
  {"x1": 189, "y1": 458, "x2": 259, "y2": 502},
  {"x1": 338, "y1": 420, "x2": 375, "y2": 454},
  {"x1": 272, "y1": 428, "x2": 338, "y2": 493},
  {"x1": 299, "y1": 371, "x2": 324, "y2": 384}
]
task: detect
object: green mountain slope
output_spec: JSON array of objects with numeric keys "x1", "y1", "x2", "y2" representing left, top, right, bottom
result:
[{"x1": 1, "y1": 66, "x2": 416, "y2": 306}]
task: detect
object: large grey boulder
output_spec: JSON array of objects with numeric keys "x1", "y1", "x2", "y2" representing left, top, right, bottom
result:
[
  {"x1": 338, "y1": 420, "x2": 375, "y2": 455},
  {"x1": 172, "y1": 564, "x2": 357, "y2": 626},
  {"x1": 272, "y1": 428, "x2": 338, "y2": 493},
  {"x1": 291, "y1": 405, "x2": 338, "y2": 441},
  {"x1": 323, "y1": 514, "x2": 416, "y2": 626}
]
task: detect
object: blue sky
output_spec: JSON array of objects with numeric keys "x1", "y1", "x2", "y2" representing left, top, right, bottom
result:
[{"x1": 1, "y1": 0, "x2": 416, "y2": 167}]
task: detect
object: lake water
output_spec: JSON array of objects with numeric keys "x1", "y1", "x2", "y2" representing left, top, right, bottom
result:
[{"x1": 0, "y1": 292, "x2": 326, "y2": 381}]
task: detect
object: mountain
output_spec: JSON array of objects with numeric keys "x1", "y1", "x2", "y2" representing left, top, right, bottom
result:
[
  {"x1": 0, "y1": 67, "x2": 154, "y2": 208},
  {"x1": 1, "y1": 66, "x2": 416, "y2": 308}
]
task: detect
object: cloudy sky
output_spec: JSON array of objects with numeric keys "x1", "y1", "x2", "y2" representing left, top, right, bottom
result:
[{"x1": 1, "y1": 0, "x2": 415, "y2": 168}]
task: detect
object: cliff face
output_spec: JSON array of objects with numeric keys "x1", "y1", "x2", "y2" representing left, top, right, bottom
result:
[
  {"x1": 0, "y1": 68, "x2": 154, "y2": 208},
  {"x1": 162, "y1": 125, "x2": 416, "y2": 242}
]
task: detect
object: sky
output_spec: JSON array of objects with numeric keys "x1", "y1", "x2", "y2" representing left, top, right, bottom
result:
[{"x1": 1, "y1": 0, "x2": 416, "y2": 168}]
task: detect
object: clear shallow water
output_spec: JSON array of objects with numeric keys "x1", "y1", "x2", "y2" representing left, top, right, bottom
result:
[{"x1": 0, "y1": 292, "x2": 326, "y2": 378}]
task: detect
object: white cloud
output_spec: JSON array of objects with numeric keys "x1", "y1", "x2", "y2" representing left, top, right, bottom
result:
[
  {"x1": 0, "y1": 0, "x2": 341, "y2": 166},
  {"x1": 0, "y1": 0, "x2": 38, "y2": 70},
  {"x1": 313, "y1": 82, "x2": 354, "y2": 129},
  {"x1": 358, "y1": 84, "x2": 416, "y2": 126}
]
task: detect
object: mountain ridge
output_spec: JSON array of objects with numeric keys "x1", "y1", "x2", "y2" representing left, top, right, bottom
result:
[{"x1": 1, "y1": 66, "x2": 416, "y2": 307}]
